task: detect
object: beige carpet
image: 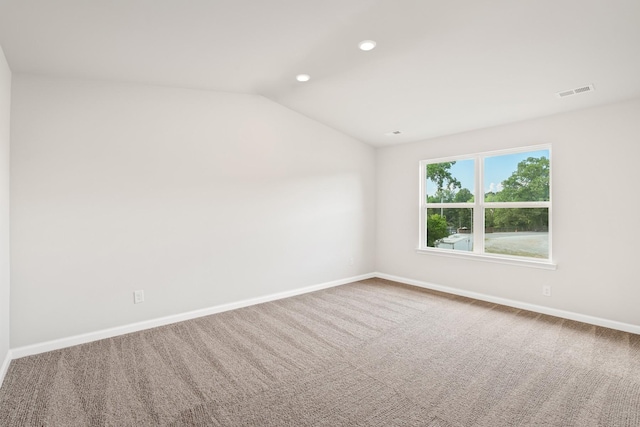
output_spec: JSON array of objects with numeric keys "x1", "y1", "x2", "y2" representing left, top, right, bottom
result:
[{"x1": 1, "y1": 278, "x2": 639, "y2": 426}]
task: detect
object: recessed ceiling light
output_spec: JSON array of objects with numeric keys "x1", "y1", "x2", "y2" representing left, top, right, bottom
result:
[
  {"x1": 358, "y1": 40, "x2": 376, "y2": 51},
  {"x1": 296, "y1": 74, "x2": 310, "y2": 82}
]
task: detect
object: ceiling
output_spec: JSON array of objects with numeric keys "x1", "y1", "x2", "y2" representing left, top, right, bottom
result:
[{"x1": 1, "y1": 0, "x2": 639, "y2": 146}]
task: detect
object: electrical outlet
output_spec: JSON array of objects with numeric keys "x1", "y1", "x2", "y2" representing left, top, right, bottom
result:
[
  {"x1": 134, "y1": 290, "x2": 144, "y2": 304},
  {"x1": 348, "y1": 257, "x2": 354, "y2": 266},
  {"x1": 542, "y1": 285, "x2": 551, "y2": 297}
]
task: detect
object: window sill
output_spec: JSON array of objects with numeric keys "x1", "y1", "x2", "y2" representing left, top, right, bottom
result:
[{"x1": 415, "y1": 248, "x2": 557, "y2": 270}]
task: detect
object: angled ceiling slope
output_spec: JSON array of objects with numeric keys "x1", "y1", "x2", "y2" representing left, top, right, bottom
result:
[{"x1": 1, "y1": 0, "x2": 639, "y2": 146}]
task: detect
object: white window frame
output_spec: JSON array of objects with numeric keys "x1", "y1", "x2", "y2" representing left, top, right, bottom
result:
[{"x1": 417, "y1": 144, "x2": 556, "y2": 270}]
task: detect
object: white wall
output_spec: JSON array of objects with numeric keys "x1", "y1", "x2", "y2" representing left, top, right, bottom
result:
[
  {"x1": 10, "y1": 73, "x2": 640, "y2": 351},
  {"x1": 0, "y1": 46, "x2": 10, "y2": 374},
  {"x1": 377, "y1": 98, "x2": 640, "y2": 327},
  {"x1": 10, "y1": 75, "x2": 375, "y2": 348}
]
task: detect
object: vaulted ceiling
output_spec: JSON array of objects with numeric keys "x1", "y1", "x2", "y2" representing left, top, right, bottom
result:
[{"x1": 1, "y1": 0, "x2": 639, "y2": 146}]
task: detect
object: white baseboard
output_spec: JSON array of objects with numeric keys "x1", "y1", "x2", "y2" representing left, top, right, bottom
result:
[
  {"x1": 8, "y1": 270, "x2": 639, "y2": 364},
  {"x1": 11, "y1": 273, "x2": 376, "y2": 360},
  {"x1": 0, "y1": 349, "x2": 12, "y2": 387},
  {"x1": 375, "y1": 272, "x2": 640, "y2": 335}
]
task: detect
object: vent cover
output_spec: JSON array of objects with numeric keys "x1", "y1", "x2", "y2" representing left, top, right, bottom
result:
[
  {"x1": 556, "y1": 84, "x2": 595, "y2": 98},
  {"x1": 385, "y1": 130, "x2": 402, "y2": 136}
]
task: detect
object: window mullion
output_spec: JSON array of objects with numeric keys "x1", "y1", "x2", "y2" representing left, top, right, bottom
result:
[
  {"x1": 473, "y1": 155, "x2": 483, "y2": 254},
  {"x1": 484, "y1": 201, "x2": 550, "y2": 209},
  {"x1": 419, "y1": 161, "x2": 426, "y2": 249},
  {"x1": 425, "y1": 203, "x2": 474, "y2": 209}
]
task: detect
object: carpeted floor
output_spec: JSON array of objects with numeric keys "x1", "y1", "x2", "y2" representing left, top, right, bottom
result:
[{"x1": 1, "y1": 278, "x2": 639, "y2": 426}]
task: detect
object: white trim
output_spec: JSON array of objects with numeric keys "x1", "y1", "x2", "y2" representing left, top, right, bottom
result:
[
  {"x1": 0, "y1": 349, "x2": 12, "y2": 387},
  {"x1": 375, "y1": 272, "x2": 640, "y2": 335},
  {"x1": 421, "y1": 144, "x2": 552, "y2": 165},
  {"x1": 9, "y1": 270, "x2": 638, "y2": 365},
  {"x1": 10, "y1": 273, "x2": 376, "y2": 359},
  {"x1": 483, "y1": 201, "x2": 550, "y2": 208},
  {"x1": 415, "y1": 247, "x2": 557, "y2": 270}
]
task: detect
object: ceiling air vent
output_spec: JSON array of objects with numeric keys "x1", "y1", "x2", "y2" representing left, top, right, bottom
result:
[
  {"x1": 556, "y1": 84, "x2": 595, "y2": 98},
  {"x1": 385, "y1": 130, "x2": 402, "y2": 136}
]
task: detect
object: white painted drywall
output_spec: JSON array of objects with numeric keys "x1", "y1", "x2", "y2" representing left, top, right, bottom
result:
[
  {"x1": 10, "y1": 75, "x2": 375, "y2": 347},
  {"x1": 0, "y1": 45, "x2": 10, "y2": 374},
  {"x1": 376, "y1": 98, "x2": 640, "y2": 327}
]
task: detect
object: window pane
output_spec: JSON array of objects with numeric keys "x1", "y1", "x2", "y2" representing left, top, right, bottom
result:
[
  {"x1": 484, "y1": 150, "x2": 550, "y2": 202},
  {"x1": 484, "y1": 208, "x2": 549, "y2": 258},
  {"x1": 426, "y1": 159, "x2": 474, "y2": 204},
  {"x1": 426, "y1": 208, "x2": 473, "y2": 251}
]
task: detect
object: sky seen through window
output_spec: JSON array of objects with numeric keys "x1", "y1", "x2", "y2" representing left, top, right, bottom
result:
[{"x1": 426, "y1": 149, "x2": 549, "y2": 197}]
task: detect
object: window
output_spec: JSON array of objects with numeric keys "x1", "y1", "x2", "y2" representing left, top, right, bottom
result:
[{"x1": 418, "y1": 145, "x2": 553, "y2": 268}]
